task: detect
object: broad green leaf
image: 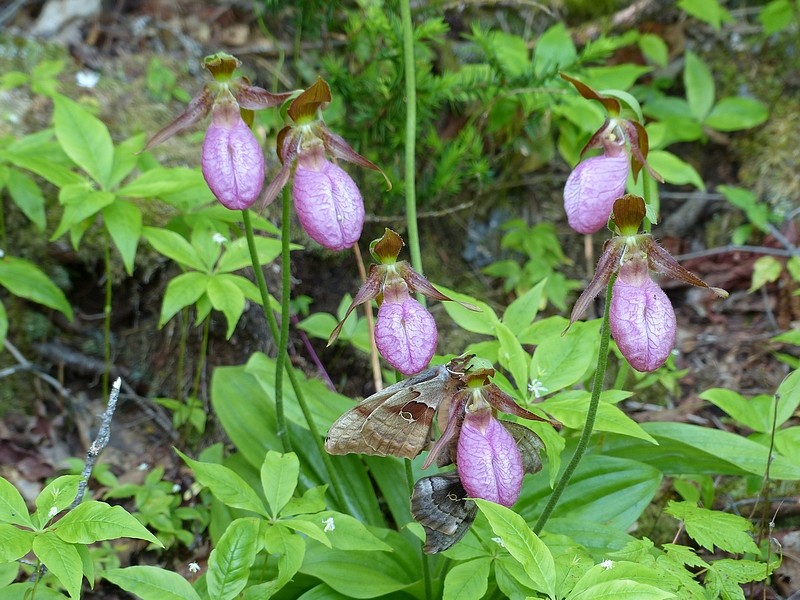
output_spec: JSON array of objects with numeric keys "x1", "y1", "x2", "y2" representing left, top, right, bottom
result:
[
  {"x1": 530, "y1": 322, "x2": 598, "y2": 395},
  {"x1": 544, "y1": 518, "x2": 634, "y2": 555},
  {"x1": 638, "y1": 33, "x2": 668, "y2": 67},
  {"x1": 51, "y1": 185, "x2": 115, "y2": 242},
  {"x1": 533, "y1": 22, "x2": 577, "y2": 78},
  {"x1": 700, "y1": 388, "x2": 779, "y2": 433},
  {"x1": 261, "y1": 451, "x2": 299, "y2": 517},
  {"x1": 759, "y1": 0, "x2": 794, "y2": 34},
  {"x1": 225, "y1": 273, "x2": 262, "y2": 305},
  {"x1": 475, "y1": 499, "x2": 557, "y2": 598},
  {"x1": 0, "y1": 476, "x2": 33, "y2": 527},
  {"x1": 296, "y1": 313, "x2": 338, "y2": 342},
  {"x1": 159, "y1": 272, "x2": 210, "y2": 326},
  {"x1": 6, "y1": 170, "x2": 46, "y2": 230},
  {"x1": 517, "y1": 455, "x2": 662, "y2": 530},
  {"x1": 294, "y1": 511, "x2": 392, "y2": 552},
  {"x1": 0, "y1": 561, "x2": 19, "y2": 587},
  {"x1": 300, "y1": 546, "x2": 412, "y2": 598},
  {"x1": 0, "y1": 256, "x2": 73, "y2": 320},
  {"x1": 76, "y1": 544, "x2": 94, "y2": 588},
  {"x1": 104, "y1": 566, "x2": 201, "y2": 600},
  {"x1": 215, "y1": 236, "x2": 287, "y2": 273},
  {"x1": 53, "y1": 95, "x2": 113, "y2": 188},
  {"x1": 491, "y1": 31, "x2": 530, "y2": 79},
  {"x1": 646, "y1": 118, "x2": 703, "y2": 149},
  {"x1": 364, "y1": 455, "x2": 412, "y2": 527},
  {"x1": 717, "y1": 185, "x2": 769, "y2": 232},
  {"x1": 583, "y1": 65, "x2": 652, "y2": 91},
  {"x1": 207, "y1": 518, "x2": 259, "y2": 600},
  {"x1": 0, "y1": 583, "x2": 69, "y2": 600},
  {"x1": 646, "y1": 150, "x2": 705, "y2": 190},
  {"x1": 541, "y1": 391, "x2": 652, "y2": 442},
  {"x1": 176, "y1": 449, "x2": 268, "y2": 517},
  {"x1": 439, "y1": 286, "x2": 498, "y2": 335},
  {"x1": 569, "y1": 578, "x2": 675, "y2": 600},
  {"x1": 118, "y1": 167, "x2": 201, "y2": 198},
  {"x1": 704, "y1": 558, "x2": 771, "y2": 596},
  {"x1": 281, "y1": 485, "x2": 327, "y2": 517},
  {"x1": 0, "y1": 524, "x2": 34, "y2": 561},
  {"x1": 496, "y1": 322, "x2": 529, "y2": 394},
  {"x1": 278, "y1": 519, "x2": 331, "y2": 547},
  {"x1": 54, "y1": 501, "x2": 162, "y2": 546},
  {"x1": 442, "y1": 557, "x2": 491, "y2": 600},
  {"x1": 749, "y1": 256, "x2": 782, "y2": 292},
  {"x1": 33, "y1": 475, "x2": 82, "y2": 526},
  {"x1": 3, "y1": 152, "x2": 85, "y2": 187},
  {"x1": 705, "y1": 97, "x2": 768, "y2": 131},
  {"x1": 293, "y1": 584, "x2": 351, "y2": 600},
  {"x1": 678, "y1": 0, "x2": 732, "y2": 30},
  {"x1": 603, "y1": 422, "x2": 800, "y2": 479},
  {"x1": 683, "y1": 51, "x2": 715, "y2": 121},
  {"x1": 206, "y1": 274, "x2": 246, "y2": 338},
  {"x1": 102, "y1": 201, "x2": 142, "y2": 275},
  {"x1": 665, "y1": 501, "x2": 759, "y2": 554},
  {"x1": 503, "y1": 279, "x2": 546, "y2": 335},
  {"x1": 32, "y1": 531, "x2": 82, "y2": 598},
  {"x1": 109, "y1": 134, "x2": 145, "y2": 189},
  {"x1": 261, "y1": 524, "x2": 305, "y2": 597},
  {"x1": 142, "y1": 226, "x2": 207, "y2": 271}
]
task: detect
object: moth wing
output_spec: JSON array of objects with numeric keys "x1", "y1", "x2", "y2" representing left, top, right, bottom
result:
[
  {"x1": 411, "y1": 471, "x2": 477, "y2": 554},
  {"x1": 501, "y1": 421, "x2": 545, "y2": 475},
  {"x1": 325, "y1": 366, "x2": 448, "y2": 459}
]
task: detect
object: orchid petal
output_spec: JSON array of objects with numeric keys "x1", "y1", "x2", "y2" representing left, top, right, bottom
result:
[{"x1": 564, "y1": 154, "x2": 629, "y2": 234}]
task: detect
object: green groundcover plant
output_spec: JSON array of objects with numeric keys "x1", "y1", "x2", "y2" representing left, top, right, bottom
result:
[{"x1": 0, "y1": 2, "x2": 798, "y2": 599}]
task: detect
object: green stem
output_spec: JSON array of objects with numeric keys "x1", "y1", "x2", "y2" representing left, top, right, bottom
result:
[
  {"x1": 242, "y1": 209, "x2": 351, "y2": 508},
  {"x1": 102, "y1": 243, "x2": 112, "y2": 400},
  {"x1": 0, "y1": 194, "x2": 7, "y2": 251},
  {"x1": 533, "y1": 273, "x2": 617, "y2": 535},
  {"x1": 192, "y1": 317, "x2": 210, "y2": 400},
  {"x1": 275, "y1": 188, "x2": 294, "y2": 452},
  {"x1": 400, "y1": 0, "x2": 424, "y2": 302},
  {"x1": 405, "y1": 460, "x2": 432, "y2": 600},
  {"x1": 176, "y1": 307, "x2": 189, "y2": 402}
]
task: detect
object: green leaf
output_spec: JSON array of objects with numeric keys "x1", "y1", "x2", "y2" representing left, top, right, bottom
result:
[
  {"x1": 51, "y1": 185, "x2": 115, "y2": 242},
  {"x1": 496, "y1": 322, "x2": 529, "y2": 395},
  {"x1": 159, "y1": 272, "x2": 210, "y2": 327},
  {"x1": 54, "y1": 500, "x2": 162, "y2": 546},
  {"x1": 0, "y1": 476, "x2": 33, "y2": 527},
  {"x1": 104, "y1": 566, "x2": 201, "y2": 600},
  {"x1": 438, "y1": 286, "x2": 499, "y2": 336},
  {"x1": 541, "y1": 391, "x2": 655, "y2": 443},
  {"x1": 665, "y1": 501, "x2": 759, "y2": 554},
  {"x1": 109, "y1": 134, "x2": 145, "y2": 189},
  {"x1": 749, "y1": 256, "x2": 782, "y2": 292},
  {"x1": 717, "y1": 185, "x2": 769, "y2": 232},
  {"x1": 176, "y1": 449, "x2": 268, "y2": 517},
  {"x1": 533, "y1": 22, "x2": 577, "y2": 78},
  {"x1": 207, "y1": 517, "x2": 260, "y2": 600},
  {"x1": 646, "y1": 150, "x2": 705, "y2": 190},
  {"x1": 142, "y1": 226, "x2": 208, "y2": 271},
  {"x1": 206, "y1": 274, "x2": 246, "y2": 338},
  {"x1": 759, "y1": 0, "x2": 794, "y2": 34},
  {"x1": 569, "y1": 578, "x2": 675, "y2": 600},
  {"x1": 491, "y1": 31, "x2": 530, "y2": 79},
  {"x1": 281, "y1": 485, "x2": 327, "y2": 517},
  {"x1": 261, "y1": 451, "x2": 299, "y2": 517},
  {"x1": 442, "y1": 557, "x2": 491, "y2": 600},
  {"x1": 279, "y1": 518, "x2": 331, "y2": 547},
  {"x1": 261, "y1": 524, "x2": 305, "y2": 597},
  {"x1": 294, "y1": 511, "x2": 392, "y2": 552},
  {"x1": 32, "y1": 531, "x2": 82, "y2": 598},
  {"x1": 0, "y1": 524, "x2": 34, "y2": 561},
  {"x1": 583, "y1": 65, "x2": 652, "y2": 91},
  {"x1": 33, "y1": 475, "x2": 82, "y2": 526},
  {"x1": 215, "y1": 236, "x2": 285, "y2": 273},
  {"x1": 503, "y1": 279, "x2": 546, "y2": 334},
  {"x1": 118, "y1": 167, "x2": 201, "y2": 198},
  {"x1": 604, "y1": 422, "x2": 800, "y2": 479},
  {"x1": 700, "y1": 388, "x2": 780, "y2": 433},
  {"x1": 705, "y1": 97, "x2": 769, "y2": 131},
  {"x1": 6, "y1": 170, "x2": 46, "y2": 231},
  {"x1": 530, "y1": 322, "x2": 598, "y2": 395},
  {"x1": 0, "y1": 256, "x2": 73, "y2": 320},
  {"x1": 53, "y1": 95, "x2": 113, "y2": 188},
  {"x1": 683, "y1": 51, "x2": 715, "y2": 121},
  {"x1": 475, "y1": 500, "x2": 557, "y2": 597},
  {"x1": 102, "y1": 201, "x2": 142, "y2": 275},
  {"x1": 517, "y1": 455, "x2": 662, "y2": 530},
  {"x1": 3, "y1": 151, "x2": 85, "y2": 188},
  {"x1": 678, "y1": 0, "x2": 732, "y2": 30},
  {"x1": 0, "y1": 300, "x2": 7, "y2": 348},
  {"x1": 638, "y1": 33, "x2": 668, "y2": 67}
]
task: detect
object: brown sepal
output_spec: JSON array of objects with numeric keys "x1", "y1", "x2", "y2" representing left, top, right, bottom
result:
[
  {"x1": 579, "y1": 118, "x2": 611, "y2": 160},
  {"x1": 567, "y1": 239, "x2": 625, "y2": 330},
  {"x1": 645, "y1": 239, "x2": 729, "y2": 298},
  {"x1": 402, "y1": 267, "x2": 479, "y2": 311},
  {"x1": 610, "y1": 195, "x2": 646, "y2": 232},
  {"x1": 483, "y1": 385, "x2": 561, "y2": 430},
  {"x1": 323, "y1": 128, "x2": 392, "y2": 191},
  {"x1": 560, "y1": 72, "x2": 621, "y2": 114},
  {"x1": 143, "y1": 86, "x2": 214, "y2": 151},
  {"x1": 287, "y1": 78, "x2": 332, "y2": 122},
  {"x1": 371, "y1": 228, "x2": 404, "y2": 262},
  {"x1": 235, "y1": 83, "x2": 297, "y2": 110},
  {"x1": 622, "y1": 120, "x2": 663, "y2": 183},
  {"x1": 327, "y1": 265, "x2": 384, "y2": 346}
]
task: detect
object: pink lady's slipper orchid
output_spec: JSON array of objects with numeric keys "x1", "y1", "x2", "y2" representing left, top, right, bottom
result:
[
  {"x1": 568, "y1": 195, "x2": 728, "y2": 372},
  {"x1": 328, "y1": 229, "x2": 474, "y2": 375},
  {"x1": 561, "y1": 73, "x2": 663, "y2": 234},
  {"x1": 260, "y1": 79, "x2": 390, "y2": 251},
  {"x1": 144, "y1": 52, "x2": 295, "y2": 210}
]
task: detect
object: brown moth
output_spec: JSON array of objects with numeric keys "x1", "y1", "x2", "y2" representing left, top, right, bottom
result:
[{"x1": 324, "y1": 356, "x2": 471, "y2": 459}]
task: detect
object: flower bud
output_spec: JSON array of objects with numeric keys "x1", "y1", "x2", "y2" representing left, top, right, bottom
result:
[
  {"x1": 609, "y1": 261, "x2": 676, "y2": 372},
  {"x1": 457, "y1": 407, "x2": 523, "y2": 507},
  {"x1": 201, "y1": 102, "x2": 264, "y2": 210},
  {"x1": 292, "y1": 150, "x2": 365, "y2": 251},
  {"x1": 374, "y1": 282, "x2": 437, "y2": 375},
  {"x1": 564, "y1": 153, "x2": 629, "y2": 234}
]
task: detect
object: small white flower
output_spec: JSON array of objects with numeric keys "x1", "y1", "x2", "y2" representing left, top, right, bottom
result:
[
  {"x1": 188, "y1": 562, "x2": 200, "y2": 574},
  {"x1": 212, "y1": 233, "x2": 228, "y2": 245},
  {"x1": 171, "y1": 483, "x2": 181, "y2": 493},
  {"x1": 138, "y1": 462, "x2": 149, "y2": 471},
  {"x1": 492, "y1": 536, "x2": 505, "y2": 548},
  {"x1": 76, "y1": 70, "x2": 100, "y2": 89},
  {"x1": 600, "y1": 559, "x2": 614, "y2": 570},
  {"x1": 322, "y1": 517, "x2": 335, "y2": 532},
  {"x1": 527, "y1": 379, "x2": 549, "y2": 399},
  {"x1": 47, "y1": 506, "x2": 58, "y2": 520},
  {"x1": 0, "y1": 249, "x2": 5, "y2": 258}
]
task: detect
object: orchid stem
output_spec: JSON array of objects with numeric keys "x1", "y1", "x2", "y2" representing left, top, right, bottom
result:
[
  {"x1": 400, "y1": 0, "x2": 424, "y2": 305},
  {"x1": 275, "y1": 187, "x2": 293, "y2": 452},
  {"x1": 533, "y1": 273, "x2": 617, "y2": 535}
]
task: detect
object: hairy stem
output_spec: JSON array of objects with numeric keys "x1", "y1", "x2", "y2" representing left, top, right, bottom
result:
[
  {"x1": 400, "y1": 0, "x2": 424, "y2": 304},
  {"x1": 533, "y1": 273, "x2": 617, "y2": 534}
]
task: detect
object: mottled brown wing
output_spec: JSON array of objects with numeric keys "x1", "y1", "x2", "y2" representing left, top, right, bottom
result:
[
  {"x1": 502, "y1": 422, "x2": 545, "y2": 475},
  {"x1": 411, "y1": 471, "x2": 477, "y2": 554},
  {"x1": 325, "y1": 366, "x2": 449, "y2": 459}
]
